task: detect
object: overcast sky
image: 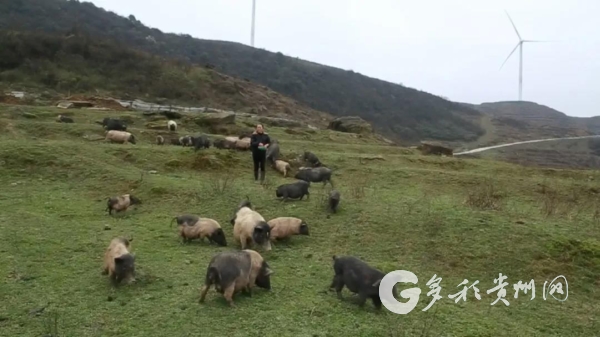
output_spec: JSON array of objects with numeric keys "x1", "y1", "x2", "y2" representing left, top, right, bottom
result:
[{"x1": 88, "y1": 0, "x2": 599, "y2": 117}]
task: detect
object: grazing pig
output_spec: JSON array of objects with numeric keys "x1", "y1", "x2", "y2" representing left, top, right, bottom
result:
[
  {"x1": 273, "y1": 159, "x2": 291, "y2": 177},
  {"x1": 199, "y1": 249, "x2": 273, "y2": 307},
  {"x1": 267, "y1": 217, "x2": 309, "y2": 241},
  {"x1": 105, "y1": 130, "x2": 136, "y2": 145},
  {"x1": 176, "y1": 218, "x2": 227, "y2": 246},
  {"x1": 106, "y1": 194, "x2": 141, "y2": 215},
  {"x1": 179, "y1": 135, "x2": 193, "y2": 147},
  {"x1": 328, "y1": 190, "x2": 341, "y2": 213},
  {"x1": 56, "y1": 115, "x2": 74, "y2": 123},
  {"x1": 103, "y1": 118, "x2": 127, "y2": 131},
  {"x1": 192, "y1": 135, "x2": 211, "y2": 151},
  {"x1": 329, "y1": 255, "x2": 398, "y2": 310},
  {"x1": 171, "y1": 214, "x2": 200, "y2": 226},
  {"x1": 213, "y1": 139, "x2": 227, "y2": 149},
  {"x1": 266, "y1": 141, "x2": 280, "y2": 164},
  {"x1": 232, "y1": 204, "x2": 272, "y2": 251},
  {"x1": 230, "y1": 196, "x2": 252, "y2": 225},
  {"x1": 156, "y1": 135, "x2": 165, "y2": 145},
  {"x1": 275, "y1": 181, "x2": 310, "y2": 201},
  {"x1": 167, "y1": 120, "x2": 177, "y2": 131},
  {"x1": 294, "y1": 167, "x2": 333, "y2": 187},
  {"x1": 235, "y1": 137, "x2": 251, "y2": 151},
  {"x1": 303, "y1": 151, "x2": 322, "y2": 167},
  {"x1": 102, "y1": 237, "x2": 136, "y2": 285}
]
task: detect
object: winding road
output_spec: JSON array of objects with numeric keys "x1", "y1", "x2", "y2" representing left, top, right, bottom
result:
[{"x1": 454, "y1": 135, "x2": 600, "y2": 156}]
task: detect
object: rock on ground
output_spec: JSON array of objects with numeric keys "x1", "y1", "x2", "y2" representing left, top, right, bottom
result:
[{"x1": 327, "y1": 116, "x2": 373, "y2": 134}]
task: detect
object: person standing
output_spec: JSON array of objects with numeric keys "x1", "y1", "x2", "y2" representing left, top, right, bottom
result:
[{"x1": 250, "y1": 124, "x2": 271, "y2": 182}]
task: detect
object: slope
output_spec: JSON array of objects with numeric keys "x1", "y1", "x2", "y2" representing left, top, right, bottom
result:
[
  {"x1": 464, "y1": 101, "x2": 600, "y2": 147},
  {"x1": 0, "y1": 30, "x2": 332, "y2": 127},
  {"x1": 0, "y1": 0, "x2": 486, "y2": 144},
  {"x1": 0, "y1": 103, "x2": 598, "y2": 336}
]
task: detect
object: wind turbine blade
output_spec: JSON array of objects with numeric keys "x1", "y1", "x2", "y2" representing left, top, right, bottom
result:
[
  {"x1": 500, "y1": 42, "x2": 520, "y2": 70},
  {"x1": 504, "y1": 10, "x2": 522, "y2": 40},
  {"x1": 522, "y1": 39, "x2": 549, "y2": 43}
]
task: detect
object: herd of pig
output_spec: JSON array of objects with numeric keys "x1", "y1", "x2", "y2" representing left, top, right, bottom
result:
[{"x1": 56, "y1": 114, "x2": 399, "y2": 310}]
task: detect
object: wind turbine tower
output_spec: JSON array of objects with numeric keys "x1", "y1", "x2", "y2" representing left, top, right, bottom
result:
[
  {"x1": 251, "y1": 0, "x2": 256, "y2": 47},
  {"x1": 501, "y1": 10, "x2": 544, "y2": 101}
]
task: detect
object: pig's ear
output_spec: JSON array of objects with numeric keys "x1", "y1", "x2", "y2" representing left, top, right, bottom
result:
[
  {"x1": 372, "y1": 278, "x2": 382, "y2": 287},
  {"x1": 114, "y1": 257, "x2": 124, "y2": 264},
  {"x1": 264, "y1": 267, "x2": 274, "y2": 276}
]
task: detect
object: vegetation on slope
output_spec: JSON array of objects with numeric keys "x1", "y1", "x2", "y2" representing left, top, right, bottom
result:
[
  {"x1": 464, "y1": 101, "x2": 600, "y2": 147},
  {"x1": 0, "y1": 30, "x2": 333, "y2": 126},
  {"x1": 0, "y1": 0, "x2": 486, "y2": 143},
  {"x1": 0, "y1": 103, "x2": 598, "y2": 336},
  {"x1": 466, "y1": 136, "x2": 600, "y2": 170}
]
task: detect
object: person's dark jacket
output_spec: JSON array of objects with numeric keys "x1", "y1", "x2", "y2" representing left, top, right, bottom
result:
[{"x1": 250, "y1": 132, "x2": 271, "y2": 154}]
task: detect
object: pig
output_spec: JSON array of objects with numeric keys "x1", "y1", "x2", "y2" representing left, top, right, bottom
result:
[
  {"x1": 229, "y1": 196, "x2": 252, "y2": 225},
  {"x1": 192, "y1": 135, "x2": 211, "y2": 151},
  {"x1": 294, "y1": 167, "x2": 333, "y2": 187},
  {"x1": 105, "y1": 130, "x2": 136, "y2": 145},
  {"x1": 179, "y1": 135, "x2": 193, "y2": 147},
  {"x1": 156, "y1": 135, "x2": 165, "y2": 145},
  {"x1": 232, "y1": 204, "x2": 272, "y2": 251},
  {"x1": 103, "y1": 118, "x2": 127, "y2": 131},
  {"x1": 102, "y1": 237, "x2": 136, "y2": 285},
  {"x1": 171, "y1": 214, "x2": 200, "y2": 227},
  {"x1": 328, "y1": 190, "x2": 341, "y2": 213},
  {"x1": 303, "y1": 151, "x2": 322, "y2": 167},
  {"x1": 235, "y1": 137, "x2": 251, "y2": 151},
  {"x1": 266, "y1": 141, "x2": 280, "y2": 164},
  {"x1": 273, "y1": 159, "x2": 291, "y2": 177},
  {"x1": 266, "y1": 217, "x2": 309, "y2": 241},
  {"x1": 176, "y1": 218, "x2": 227, "y2": 246},
  {"x1": 329, "y1": 255, "x2": 398, "y2": 310},
  {"x1": 167, "y1": 120, "x2": 177, "y2": 131},
  {"x1": 106, "y1": 194, "x2": 141, "y2": 215},
  {"x1": 275, "y1": 181, "x2": 310, "y2": 201},
  {"x1": 213, "y1": 139, "x2": 227, "y2": 149},
  {"x1": 199, "y1": 249, "x2": 273, "y2": 307},
  {"x1": 56, "y1": 115, "x2": 74, "y2": 123}
]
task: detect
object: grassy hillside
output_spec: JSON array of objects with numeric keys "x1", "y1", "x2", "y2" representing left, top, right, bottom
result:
[
  {"x1": 0, "y1": 0, "x2": 486, "y2": 144},
  {"x1": 0, "y1": 30, "x2": 334, "y2": 127},
  {"x1": 0, "y1": 102, "x2": 598, "y2": 336},
  {"x1": 465, "y1": 101, "x2": 600, "y2": 148},
  {"x1": 466, "y1": 136, "x2": 600, "y2": 170}
]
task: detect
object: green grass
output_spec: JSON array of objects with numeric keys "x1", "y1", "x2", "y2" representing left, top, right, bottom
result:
[{"x1": 0, "y1": 104, "x2": 599, "y2": 336}]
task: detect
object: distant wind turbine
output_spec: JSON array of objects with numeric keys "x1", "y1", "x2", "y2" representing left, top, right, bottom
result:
[
  {"x1": 251, "y1": 0, "x2": 256, "y2": 47},
  {"x1": 500, "y1": 10, "x2": 547, "y2": 101}
]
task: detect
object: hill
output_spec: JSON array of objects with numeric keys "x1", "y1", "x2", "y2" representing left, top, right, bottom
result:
[
  {"x1": 0, "y1": 0, "x2": 486, "y2": 144},
  {"x1": 464, "y1": 136, "x2": 600, "y2": 170},
  {"x1": 0, "y1": 102, "x2": 598, "y2": 336},
  {"x1": 0, "y1": 30, "x2": 335, "y2": 128},
  {"x1": 462, "y1": 101, "x2": 600, "y2": 148}
]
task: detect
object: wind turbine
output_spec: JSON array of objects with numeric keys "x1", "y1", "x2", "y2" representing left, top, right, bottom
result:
[
  {"x1": 500, "y1": 10, "x2": 545, "y2": 101},
  {"x1": 251, "y1": 0, "x2": 256, "y2": 47}
]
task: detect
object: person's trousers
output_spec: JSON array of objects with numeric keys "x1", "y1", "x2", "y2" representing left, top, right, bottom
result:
[{"x1": 252, "y1": 151, "x2": 266, "y2": 181}]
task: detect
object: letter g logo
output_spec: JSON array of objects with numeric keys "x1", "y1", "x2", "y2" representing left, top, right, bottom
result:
[{"x1": 378, "y1": 270, "x2": 421, "y2": 315}]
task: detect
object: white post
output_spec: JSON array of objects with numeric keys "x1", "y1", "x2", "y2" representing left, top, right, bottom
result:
[
  {"x1": 251, "y1": 0, "x2": 256, "y2": 47},
  {"x1": 518, "y1": 42, "x2": 523, "y2": 101}
]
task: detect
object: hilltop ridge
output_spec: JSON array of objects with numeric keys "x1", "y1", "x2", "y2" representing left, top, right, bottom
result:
[{"x1": 0, "y1": 0, "x2": 486, "y2": 144}]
